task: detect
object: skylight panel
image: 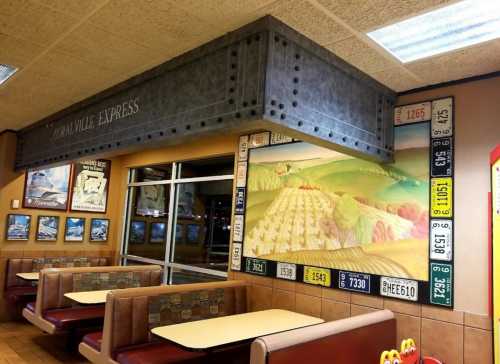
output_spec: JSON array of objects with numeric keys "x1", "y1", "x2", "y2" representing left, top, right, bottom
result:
[{"x1": 0, "y1": 64, "x2": 17, "y2": 85}]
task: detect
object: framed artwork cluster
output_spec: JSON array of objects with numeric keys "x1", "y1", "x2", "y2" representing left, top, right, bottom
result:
[
  {"x1": 129, "y1": 220, "x2": 166, "y2": 244},
  {"x1": 23, "y1": 159, "x2": 111, "y2": 213},
  {"x1": 5, "y1": 214, "x2": 110, "y2": 243}
]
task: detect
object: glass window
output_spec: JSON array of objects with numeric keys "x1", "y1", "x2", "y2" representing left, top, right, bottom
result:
[
  {"x1": 171, "y1": 268, "x2": 225, "y2": 284},
  {"x1": 132, "y1": 164, "x2": 172, "y2": 183},
  {"x1": 172, "y1": 180, "x2": 232, "y2": 272},
  {"x1": 178, "y1": 156, "x2": 234, "y2": 178}
]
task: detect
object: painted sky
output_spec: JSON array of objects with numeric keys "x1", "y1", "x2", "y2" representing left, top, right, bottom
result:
[{"x1": 394, "y1": 123, "x2": 430, "y2": 150}]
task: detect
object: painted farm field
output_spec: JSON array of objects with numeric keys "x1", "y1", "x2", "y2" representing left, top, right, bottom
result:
[{"x1": 243, "y1": 123, "x2": 430, "y2": 280}]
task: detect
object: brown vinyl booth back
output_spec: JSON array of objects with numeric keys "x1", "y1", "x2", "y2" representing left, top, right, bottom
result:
[
  {"x1": 87, "y1": 280, "x2": 248, "y2": 364},
  {"x1": 250, "y1": 310, "x2": 396, "y2": 364},
  {"x1": 5, "y1": 257, "x2": 109, "y2": 289},
  {"x1": 23, "y1": 265, "x2": 162, "y2": 335}
]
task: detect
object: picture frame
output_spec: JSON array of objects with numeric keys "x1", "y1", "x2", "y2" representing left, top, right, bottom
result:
[
  {"x1": 134, "y1": 167, "x2": 169, "y2": 217},
  {"x1": 23, "y1": 164, "x2": 72, "y2": 210},
  {"x1": 129, "y1": 220, "x2": 146, "y2": 244},
  {"x1": 6, "y1": 214, "x2": 31, "y2": 241},
  {"x1": 89, "y1": 218, "x2": 110, "y2": 242},
  {"x1": 36, "y1": 215, "x2": 59, "y2": 241},
  {"x1": 70, "y1": 160, "x2": 111, "y2": 213},
  {"x1": 149, "y1": 222, "x2": 166, "y2": 244},
  {"x1": 64, "y1": 217, "x2": 85, "y2": 242}
]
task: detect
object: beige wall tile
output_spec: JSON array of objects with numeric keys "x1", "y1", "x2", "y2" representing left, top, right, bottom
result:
[
  {"x1": 464, "y1": 312, "x2": 492, "y2": 331},
  {"x1": 384, "y1": 298, "x2": 421, "y2": 317},
  {"x1": 421, "y1": 306, "x2": 464, "y2": 325},
  {"x1": 296, "y1": 283, "x2": 322, "y2": 298},
  {"x1": 421, "y1": 318, "x2": 464, "y2": 364},
  {"x1": 394, "y1": 313, "x2": 421, "y2": 348},
  {"x1": 232, "y1": 272, "x2": 252, "y2": 282},
  {"x1": 350, "y1": 304, "x2": 379, "y2": 317},
  {"x1": 321, "y1": 299, "x2": 350, "y2": 322},
  {"x1": 295, "y1": 293, "x2": 322, "y2": 318},
  {"x1": 272, "y1": 289, "x2": 296, "y2": 311},
  {"x1": 322, "y1": 287, "x2": 350, "y2": 303},
  {"x1": 249, "y1": 285, "x2": 273, "y2": 312},
  {"x1": 464, "y1": 327, "x2": 492, "y2": 364},
  {"x1": 250, "y1": 275, "x2": 274, "y2": 288},
  {"x1": 351, "y1": 293, "x2": 384, "y2": 309},
  {"x1": 274, "y1": 278, "x2": 296, "y2": 292}
]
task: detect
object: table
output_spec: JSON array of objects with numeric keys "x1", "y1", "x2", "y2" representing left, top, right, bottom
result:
[
  {"x1": 151, "y1": 309, "x2": 324, "y2": 350},
  {"x1": 64, "y1": 289, "x2": 111, "y2": 305},
  {"x1": 16, "y1": 272, "x2": 39, "y2": 281}
]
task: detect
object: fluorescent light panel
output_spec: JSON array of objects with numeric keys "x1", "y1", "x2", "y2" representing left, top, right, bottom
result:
[
  {"x1": 0, "y1": 64, "x2": 17, "y2": 85},
  {"x1": 367, "y1": 0, "x2": 500, "y2": 63}
]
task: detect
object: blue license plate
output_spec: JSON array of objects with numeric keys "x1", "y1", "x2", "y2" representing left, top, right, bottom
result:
[{"x1": 338, "y1": 271, "x2": 371, "y2": 293}]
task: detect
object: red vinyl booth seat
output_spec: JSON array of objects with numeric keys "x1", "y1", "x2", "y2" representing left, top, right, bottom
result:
[
  {"x1": 44, "y1": 305, "x2": 105, "y2": 330},
  {"x1": 115, "y1": 343, "x2": 206, "y2": 364},
  {"x1": 4, "y1": 286, "x2": 37, "y2": 303},
  {"x1": 83, "y1": 332, "x2": 103, "y2": 351}
]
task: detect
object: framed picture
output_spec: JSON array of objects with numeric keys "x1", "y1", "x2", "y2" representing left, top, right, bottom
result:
[
  {"x1": 23, "y1": 164, "x2": 72, "y2": 210},
  {"x1": 150, "y1": 222, "x2": 166, "y2": 243},
  {"x1": 36, "y1": 216, "x2": 59, "y2": 241},
  {"x1": 64, "y1": 217, "x2": 85, "y2": 242},
  {"x1": 135, "y1": 168, "x2": 168, "y2": 217},
  {"x1": 187, "y1": 223, "x2": 202, "y2": 244},
  {"x1": 70, "y1": 160, "x2": 111, "y2": 213},
  {"x1": 6, "y1": 214, "x2": 31, "y2": 240},
  {"x1": 129, "y1": 221, "x2": 146, "y2": 244},
  {"x1": 90, "y1": 218, "x2": 110, "y2": 242}
]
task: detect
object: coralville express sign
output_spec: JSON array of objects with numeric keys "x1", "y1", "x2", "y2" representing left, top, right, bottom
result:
[{"x1": 50, "y1": 98, "x2": 140, "y2": 141}]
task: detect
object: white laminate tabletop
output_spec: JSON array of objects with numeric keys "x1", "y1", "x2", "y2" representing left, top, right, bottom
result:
[
  {"x1": 64, "y1": 289, "x2": 110, "y2": 305},
  {"x1": 16, "y1": 272, "x2": 39, "y2": 281}
]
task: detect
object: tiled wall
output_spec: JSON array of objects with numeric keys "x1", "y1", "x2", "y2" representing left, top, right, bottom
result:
[
  {"x1": 230, "y1": 271, "x2": 492, "y2": 364},
  {"x1": 0, "y1": 249, "x2": 117, "y2": 321}
]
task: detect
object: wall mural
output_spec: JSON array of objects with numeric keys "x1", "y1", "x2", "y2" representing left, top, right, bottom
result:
[{"x1": 231, "y1": 97, "x2": 454, "y2": 307}]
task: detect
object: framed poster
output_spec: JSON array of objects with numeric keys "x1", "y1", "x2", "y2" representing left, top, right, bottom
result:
[
  {"x1": 64, "y1": 217, "x2": 85, "y2": 242},
  {"x1": 70, "y1": 160, "x2": 111, "y2": 213},
  {"x1": 150, "y1": 222, "x2": 166, "y2": 243},
  {"x1": 234, "y1": 97, "x2": 455, "y2": 307},
  {"x1": 89, "y1": 218, "x2": 110, "y2": 242},
  {"x1": 6, "y1": 214, "x2": 31, "y2": 240},
  {"x1": 129, "y1": 221, "x2": 146, "y2": 244},
  {"x1": 23, "y1": 164, "x2": 71, "y2": 210},
  {"x1": 36, "y1": 216, "x2": 59, "y2": 241},
  {"x1": 135, "y1": 168, "x2": 168, "y2": 217}
]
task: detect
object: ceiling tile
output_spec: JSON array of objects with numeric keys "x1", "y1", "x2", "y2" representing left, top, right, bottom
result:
[
  {"x1": 0, "y1": 1, "x2": 77, "y2": 47},
  {"x1": 260, "y1": 0, "x2": 352, "y2": 45},
  {"x1": 371, "y1": 67, "x2": 423, "y2": 92},
  {"x1": 0, "y1": 33, "x2": 44, "y2": 69},
  {"x1": 55, "y1": 23, "x2": 162, "y2": 75},
  {"x1": 316, "y1": 0, "x2": 456, "y2": 32},
  {"x1": 29, "y1": 0, "x2": 106, "y2": 18},
  {"x1": 326, "y1": 36, "x2": 398, "y2": 74},
  {"x1": 406, "y1": 40, "x2": 500, "y2": 86},
  {"x1": 0, "y1": 0, "x2": 29, "y2": 17}
]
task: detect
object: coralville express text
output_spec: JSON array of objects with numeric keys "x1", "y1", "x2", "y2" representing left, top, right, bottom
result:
[{"x1": 51, "y1": 97, "x2": 140, "y2": 140}]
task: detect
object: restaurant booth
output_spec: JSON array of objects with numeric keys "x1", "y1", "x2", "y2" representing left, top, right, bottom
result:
[{"x1": 0, "y1": 15, "x2": 498, "y2": 364}]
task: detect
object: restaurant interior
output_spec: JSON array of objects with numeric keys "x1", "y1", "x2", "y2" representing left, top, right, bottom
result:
[{"x1": 0, "y1": 1, "x2": 499, "y2": 363}]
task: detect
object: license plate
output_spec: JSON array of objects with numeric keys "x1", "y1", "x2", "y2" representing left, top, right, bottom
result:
[
  {"x1": 238, "y1": 135, "x2": 249, "y2": 161},
  {"x1": 231, "y1": 243, "x2": 242, "y2": 271},
  {"x1": 235, "y1": 188, "x2": 245, "y2": 214},
  {"x1": 303, "y1": 266, "x2": 331, "y2": 287},
  {"x1": 394, "y1": 102, "x2": 431, "y2": 125},
  {"x1": 276, "y1": 262, "x2": 296, "y2": 280},
  {"x1": 430, "y1": 220, "x2": 453, "y2": 261},
  {"x1": 431, "y1": 137, "x2": 453, "y2": 177},
  {"x1": 236, "y1": 162, "x2": 247, "y2": 188},
  {"x1": 338, "y1": 271, "x2": 371, "y2": 293},
  {"x1": 245, "y1": 258, "x2": 268, "y2": 275},
  {"x1": 430, "y1": 263, "x2": 453, "y2": 306},
  {"x1": 249, "y1": 132, "x2": 270, "y2": 148},
  {"x1": 431, "y1": 177, "x2": 453, "y2": 218},
  {"x1": 432, "y1": 98, "x2": 453, "y2": 138},
  {"x1": 270, "y1": 133, "x2": 293, "y2": 145},
  {"x1": 232, "y1": 215, "x2": 244, "y2": 242},
  {"x1": 380, "y1": 277, "x2": 418, "y2": 301}
]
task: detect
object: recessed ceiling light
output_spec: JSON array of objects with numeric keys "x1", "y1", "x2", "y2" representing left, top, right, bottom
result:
[
  {"x1": 0, "y1": 64, "x2": 18, "y2": 85},
  {"x1": 367, "y1": 0, "x2": 500, "y2": 63}
]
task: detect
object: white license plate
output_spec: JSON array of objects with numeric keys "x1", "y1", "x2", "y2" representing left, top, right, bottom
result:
[
  {"x1": 276, "y1": 262, "x2": 296, "y2": 280},
  {"x1": 380, "y1": 277, "x2": 418, "y2": 301},
  {"x1": 236, "y1": 162, "x2": 247, "y2": 187},
  {"x1": 430, "y1": 219, "x2": 453, "y2": 261},
  {"x1": 232, "y1": 215, "x2": 244, "y2": 242},
  {"x1": 231, "y1": 243, "x2": 242, "y2": 271},
  {"x1": 432, "y1": 98, "x2": 453, "y2": 138},
  {"x1": 394, "y1": 102, "x2": 431, "y2": 125},
  {"x1": 238, "y1": 135, "x2": 249, "y2": 161}
]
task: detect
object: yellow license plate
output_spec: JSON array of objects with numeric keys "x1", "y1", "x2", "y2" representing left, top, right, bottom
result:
[
  {"x1": 303, "y1": 266, "x2": 331, "y2": 287},
  {"x1": 431, "y1": 177, "x2": 453, "y2": 217}
]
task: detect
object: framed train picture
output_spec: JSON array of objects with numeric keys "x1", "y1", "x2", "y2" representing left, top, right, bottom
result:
[
  {"x1": 36, "y1": 216, "x2": 59, "y2": 241},
  {"x1": 23, "y1": 164, "x2": 71, "y2": 210}
]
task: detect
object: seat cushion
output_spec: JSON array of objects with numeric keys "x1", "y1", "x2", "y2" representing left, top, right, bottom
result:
[
  {"x1": 4, "y1": 286, "x2": 37, "y2": 303},
  {"x1": 116, "y1": 343, "x2": 206, "y2": 364},
  {"x1": 26, "y1": 301, "x2": 36, "y2": 312},
  {"x1": 83, "y1": 331, "x2": 103, "y2": 351},
  {"x1": 43, "y1": 305, "x2": 105, "y2": 330}
]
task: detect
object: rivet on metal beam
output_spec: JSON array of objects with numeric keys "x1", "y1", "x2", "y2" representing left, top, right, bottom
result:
[
  {"x1": 270, "y1": 110, "x2": 276, "y2": 116},
  {"x1": 186, "y1": 125, "x2": 191, "y2": 130},
  {"x1": 217, "y1": 117, "x2": 223, "y2": 123},
  {"x1": 293, "y1": 89, "x2": 298, "y2": 95},
  {"x1": 200, "y1": 121, "x2": 206, "y2": 127},
  {"x1": 298, "y1": 121, "x2": 303, "y2": 127},
  {"x1": 292, "y1": 101, "x2": 297, "y2": 107},
  {"x1": 314, "y1": 127, "x2": 319, "y2": 132},
  {"x1": 171, "y1": 128, "x2": 177, "y2": 133},
  {"x1": 280, "y1": 113, "x2": 286, "y2": 120}
]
